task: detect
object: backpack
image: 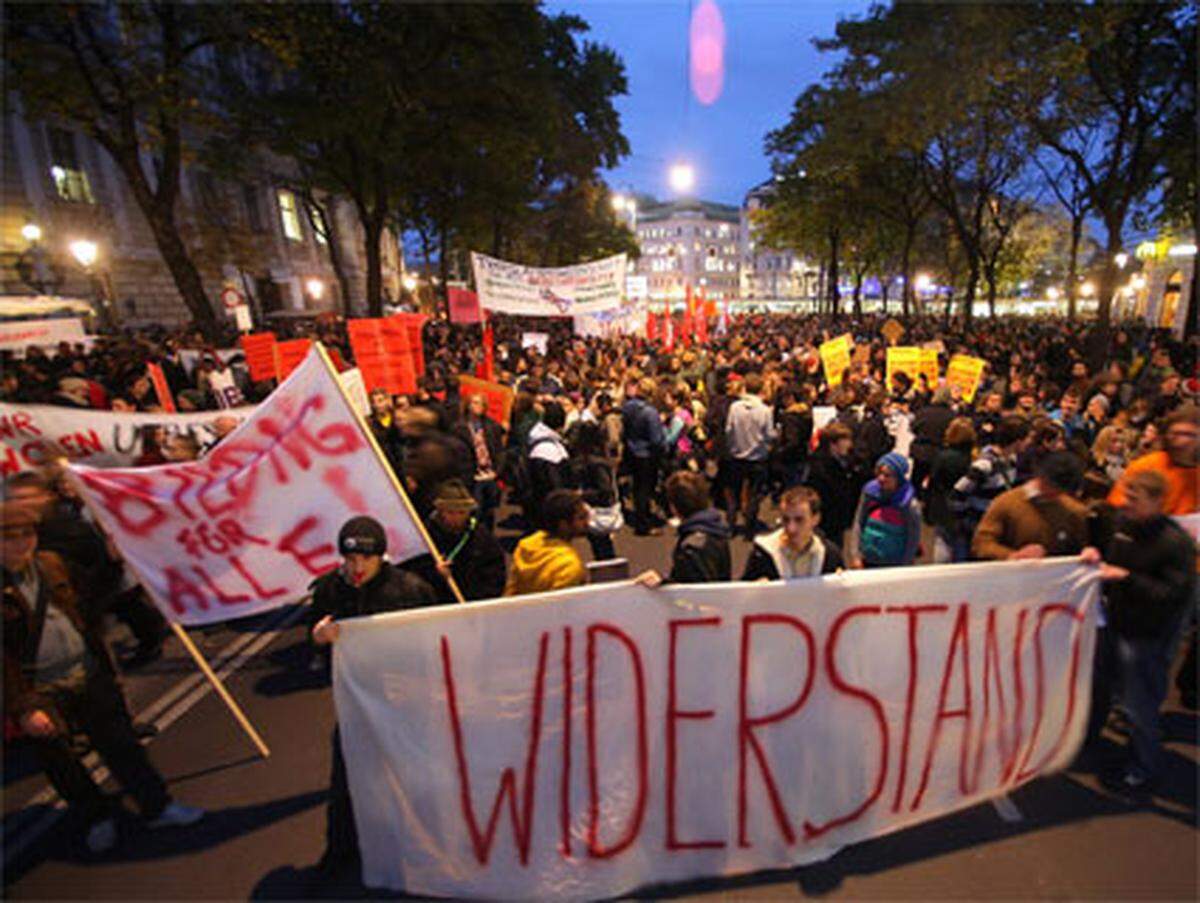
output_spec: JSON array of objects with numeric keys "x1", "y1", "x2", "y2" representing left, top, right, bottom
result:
[{"x1": 508, "y1": 435, "x2": 556, "y2": 505}]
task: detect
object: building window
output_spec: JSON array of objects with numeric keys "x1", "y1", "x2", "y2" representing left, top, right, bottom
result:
[
  {"x1": 47, "y1": 127, "x2": 94, "y2": 203},
  {"x1": 277, "y1": 189, "x2": 303, "y2": 242},
  {"x1": 242, "y1": 184, "x2": 264, "y2": 231}
]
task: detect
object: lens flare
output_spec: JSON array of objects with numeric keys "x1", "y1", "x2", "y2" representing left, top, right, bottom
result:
[{"x1": 689, "y1": 0, "x2": 725, "y2": 106}]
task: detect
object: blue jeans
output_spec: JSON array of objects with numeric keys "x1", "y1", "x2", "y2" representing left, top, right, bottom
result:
[{"x1": 1116, "y1": 626, "x2": 1179, "y2": 781}]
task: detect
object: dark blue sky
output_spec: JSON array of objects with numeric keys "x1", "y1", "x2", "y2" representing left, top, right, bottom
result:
[{"x1": 546, "y1": 0, "x2": 872, "y2": 206}]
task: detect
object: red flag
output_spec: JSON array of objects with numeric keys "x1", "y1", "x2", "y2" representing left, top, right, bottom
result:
[
  {"x1": 646, "y1": 312, "x2": 658, "y2": 343},
  {"x1": 480, "y1": 316, "x2": 496, "y2": 382},
  {"x1": 696, "y1": 305, "x2": 709, "y2": 345},
  {"x1": 146, "y1": 363, "x2": 176, "y2": 413}
]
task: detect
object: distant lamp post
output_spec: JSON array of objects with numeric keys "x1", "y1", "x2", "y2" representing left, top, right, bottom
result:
[
  {"x1": 611, "y1": 194, "x2": 628, "y2": 212},
  {"x1": 1080, "y1": 281, "x2": 1096, "y2": 298},
  {"x1": 914, "y1": 273, "x2": 933, "y2": 292},
  {"x1": 669, "y1": 162, "x2": 696, "y2": 195},
  {"x1": 1114, "y1": 252, "x2": 1128, "y2": 269},
  {"x1": 22, "y1": 222, "x2": 43, "y2": 244},
  {"x1": 305, "y1": 277, "x2": 325, "y2": 303},
  {"x1": 69, "y1": 239, "x2": 116, "y2": 330},
  {"x1": 1131, "y1": 274, "x2": 1147, "y2": 291},
  {"x1": 1046, "y1": 286, "x2": 1061, "y2": 301},
  {"x1": 402, "y1": 273, "x2": 418, "y2": 293}
]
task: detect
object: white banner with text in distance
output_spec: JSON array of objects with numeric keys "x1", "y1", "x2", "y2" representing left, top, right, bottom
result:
[
  {"x1": 334, "y1": 559, "x2": 1098, "y2": 899},
  {"x1": 472, "y1": 251, "x2": 627, "y2": 317},
  {"x1": 68, "y1": 348, "x2": 426, "y2": 625}
]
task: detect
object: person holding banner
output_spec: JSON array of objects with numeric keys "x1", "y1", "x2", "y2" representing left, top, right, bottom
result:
[
  {"x1": 402, "y1": 481, "x2": 506, "y2": 603},
  {"x1": 971, "y1": 452, "x2": 1090, "y2": 562},
  {"x1": 309, "y1": 515, "x2": 438, "y2": 876},
  {"x1": 742, "y1": 485, "x2": 844, "y2": 580},
  {"x1": 2, "y1": 503, "x2": 204, "y2": 854}
]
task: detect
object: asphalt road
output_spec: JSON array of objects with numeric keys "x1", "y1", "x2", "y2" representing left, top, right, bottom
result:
[{"x1": 4, "y1": 513, "x2": 1197, "y2": 900}]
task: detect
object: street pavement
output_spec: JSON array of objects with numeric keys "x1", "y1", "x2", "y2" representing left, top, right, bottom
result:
[{"x1": 3, "y1": 508, "x2": 1197, "y2": 900}]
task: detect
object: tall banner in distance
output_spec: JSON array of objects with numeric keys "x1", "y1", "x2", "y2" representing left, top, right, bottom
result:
[
  {"x1": 335, "y1": 560, "x2": 1098, "y2": 899},
  {"x1": 472, "y1": 251, "x2": 627, "y2": 317},
  {"x1": 69, "y1": 348, "x2": 427, "y2": 626}
]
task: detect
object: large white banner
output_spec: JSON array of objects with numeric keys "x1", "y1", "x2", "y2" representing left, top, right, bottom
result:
[
  {"x1": 0, "y1": 402, "x2": 256, "y2": 476},
  {"x1": 335, "y1": 560, "x2": 1098, "y2": 899},
  {"x1": 0, "y1": 318, "x2": 87, "y2": 352},
  {"x1": 574, "y1": 300, "x2": 649, "y2": 339},
  {"x1": 472, "y1": 252, "x2": 627, "y2": 316},
  {"x1": 68, "y1": 348, "x2": 427, "y2": 625}
]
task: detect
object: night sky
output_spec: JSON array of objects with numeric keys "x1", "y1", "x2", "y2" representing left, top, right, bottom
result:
[{"x1": 546, "y1": 0, "x2": 872, "y2": 206}]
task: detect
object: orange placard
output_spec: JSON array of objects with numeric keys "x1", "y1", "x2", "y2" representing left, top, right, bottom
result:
[
  {"x1": 274, "y1": 339, "x2": 312, "y2": 381},
  {"x1": 459, "y1": 375, "x2": 515, "y2": 428},
  {"x1": 146, "y1": 363, "x2": 176, "y2": 413},
  {"x1": 349, "y1": 319, "x2": 417, "y2": 396},
  {"x1": 240, "y1": 332, "x2": 278, "y2": 383}
]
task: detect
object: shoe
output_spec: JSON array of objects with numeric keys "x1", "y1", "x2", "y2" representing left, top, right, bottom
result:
[
  {"x1": 1099, "y1": 767, "x2": 1152, "y2": 804},
  {"x1": 148, "y1": 801, "x2": 205, "y2": 829},
  {"x1": 86, "y1": 818, "x2": 118, "y2": 853}
]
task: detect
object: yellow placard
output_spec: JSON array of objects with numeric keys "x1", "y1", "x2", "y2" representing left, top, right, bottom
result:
[
  {"x1": 819, "y1": 333, "x2": 853, "y2": 388},
  {"x1": 945, "y1": 354, "x2": 986, "y2": 403},
  {"x1": 886, "y1": 346, "x2": 922, "y2": 390}
]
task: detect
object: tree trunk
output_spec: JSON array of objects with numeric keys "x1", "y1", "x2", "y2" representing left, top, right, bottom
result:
[
  {"x1": 438, "y1": 224, "x2": 451, "y2": 304},
  {"x1": 901, "y1": 226, "x2": 914, "y2": 319},
  {"x1": 146, "y1": 206, "x2": 219, "y2": 338},
  {"x1": 881, "y1": 279, "x2": 890, "y2": 314},
  {"x1": 961, "y1": 262, "x2": 979, "y2": 326},
  {"x1": 363, "y1": 215, "x2": 384, "y2": 317},
  {"x1": 827, "y1": 229, "x2": 841, "y2": 317},
  {"x1": 985, "y1": 266, "x2": 998, "y2": 318},
  {"x1": 1066, "y1": 213, "x2": 1083, "y2": 321},
  {"x1": 852, "y1": 268, "x2": 864, "y2": 318}
]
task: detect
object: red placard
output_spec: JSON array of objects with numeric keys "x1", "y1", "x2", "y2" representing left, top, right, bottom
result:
[
  {"x1": 146, "y1": 363, "x2": 176, "y2": 413},
  {"x1": 448, "y1": 287, "x2": 481, "y2": 324},
  {"x1": 239, "y1": 332, "x2": 278, "y2": 383},
  {"x1": 349, "y1": 319, "x2": 417, "y2": 396},
  {"x1": 274, "y1": 339, "x2": 312, "y2": 381},
  {"x1": 394, "y1": 313, "x2": 426, "y2": 378},
  {"x1": 459, "y1": 375, "x2": 514, "y2": 428}
]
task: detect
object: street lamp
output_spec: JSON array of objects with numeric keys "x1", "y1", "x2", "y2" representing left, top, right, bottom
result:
[
  {"x1": 69, "y1": 239, "x2": 98, "y2": 269},
  {"x1": 1080, "y1": 281, "x2": 1096, "y2": 298},
  {"x1": 402, "y1": 273, "x2": 418, "y2": 293},
  {"x1": 669, "y1": 162, "x2": 696, "y2": 195},
  {"x1": 22, "y1": 222, "x2": 43, "y2": 243},
  {"x1": 914, "y1": 273, "x2": 933, "y2": 292},
  {"x1": 305, "y1": 277, "x2": 325, "y2": 302},
  {"x1": 1114, "y1": 252, "x2": 1128, "y2": 269},
  {"x1": 611, "y1": 194, "x2": 628, "y2": 212},
  {"x1": 68, "y1": 239, "x2": 115, "y2": 330},
  {"x1": 1046, "y1": 286, "x2": 1060, "y2": 301},
  {"x1": 1131, "y1": 274, "x2": 1147, "y2": 291}
]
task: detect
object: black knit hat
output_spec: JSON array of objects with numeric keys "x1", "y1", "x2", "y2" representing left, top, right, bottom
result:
[{"x1": 338, "y1": 516, "x2": 387, "y2": 557}]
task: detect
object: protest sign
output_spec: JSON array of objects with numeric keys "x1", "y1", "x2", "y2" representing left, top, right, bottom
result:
[
  {"x1": 946, "y1": 355, "x2": 987, "y2": 403},
  {"x1": 819, "y1": 334, "x2": 853, "y2": 388},
  {"x1": 0, "y1": 317, "x2": 87, "y2": 352},
  {"x1": 239, "y1": 333, "x2": 278, "y2": 382},
  {"x1": 146, "y1": 363, "x2": 176, "y2": 413},
  {"x1": 395, "y1": 313, "x2": 427, "y2": 377},
  {"x1": 338, "y1": 368, "x2": 370, "y2": 417},
  {"x1": 68, "y1": 347, "x2": 428, "y2": 626},
  {"x1": 458, "y1": 375, "x2": 516, "y2": 428},
  {"x1": 208, "y1": 367, "x2": 246, "y2": 409},
  {"x1": 274, "y1": 339, "x2": 312, "y2": 382},
  {"x1": 886, "y1": 346, "x2": 922, "y2": 390},
  {"x1": 919, "y1": 348, "x2": 940, "y2": 388},
  {"x1": 348, "y1": 318, "x2": 417, "y2": 396},
  {"x1": 881, "y1": 318, "x2": 906, "y2": 345},
  {"x1": 179, "y1": 347, "x2": 245, "y2": 377},
  {"x1": 449, "y1": 287, "x2": 482, "y2": 324},
  {"x1": 0, "y1": 403, "x2": 255, "y2": 476},
  {"x1": 574, "y1": 301, "x2": 648, "y2": 339},
  {"x1": 472, "y1": 251, "x2": 627, "y2": 316},
  {"x1": 521, "y1": 332, "x2": 550, "y2": 355},
  {"x1": 335, "y1": 560, "x2": 1098, "y2": 899}
]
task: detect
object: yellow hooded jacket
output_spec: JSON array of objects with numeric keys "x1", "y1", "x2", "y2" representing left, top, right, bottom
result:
[{"x1": 503, "y1": 531, "x2": 586, "y2": 597}]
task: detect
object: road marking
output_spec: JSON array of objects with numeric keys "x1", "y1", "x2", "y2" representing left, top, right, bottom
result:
[
  {"x1": 3, "y1": 603, "x2": 308, "y2": 870},
  {"x1": 990, "y1": 794, "x2": 1024, "y2": 823}
]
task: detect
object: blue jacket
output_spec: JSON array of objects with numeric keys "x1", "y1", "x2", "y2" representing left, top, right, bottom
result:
[{"x1": 621, "y1": 397, "x2": 664, "y2": 459}]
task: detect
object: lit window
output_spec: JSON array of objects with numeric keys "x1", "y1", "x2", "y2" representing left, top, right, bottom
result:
[
  {"x1": 277, "y1": 189, "x2": 303, "y2": 241},
  {"x1": 47, "y1": 128, "x2": 94, "y2": 204}
]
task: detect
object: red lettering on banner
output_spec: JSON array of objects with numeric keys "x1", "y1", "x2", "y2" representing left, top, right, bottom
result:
[
  {"x1": 885, "y1": 604, "x2": 948, "y2": 812},
  {"x1": 1014, "y1": 603, "x2": 1086, "y2": 782},
  {"x1": 804, "y1": 607, "x2": 889, "y2": 840},
  {"x1": 559, "y1": 627, "x2": 573, "y2": 859},
  {"x1": 162, "y1": 466, "x2": 201, "y2": 521},
  {"x1": 1002, "y1": 607, "x2": 1030, "y2": 784},
  {"x1": 176, "y1": 519, "x2": 272, "y2": 560},
  {"x1": 969, "y1": 607, "x2": 1014, "y2": 794},
  {"x1": 321, "y1": 465, "x2": 367, "y2": 513},
  {"x1": 10, "y1": 412, "x2": 42, "y2": 437},
  {"x1": 0, "y1": 446, "x2": 20, "y2": 477},
  {"x1": 737, "y1": 613, "x2": 816, "y2": 848},
  {"x1": 441, "y1": 632, "x2": 549, "y2": 866},
  {"x1": 228, "y1": 554, "x2": 288, "y2": 599},
  {"x1": 666, "y1": 617, "x2": 725, "y2": 851},
  {"x1": 80, "y1": 470, "x2": 166, "y2": 536},
  {"x1": 191, "y1": 563, "x2": 251, "y2": 606},
  {"x1": 20, "y1": 439, "x2": 52, "y2": 467},
  {"x1": 911, "y1": 604, "x2": 974, "y2": 809},
  {"x1": 164, "y1": 566, "x2": 209, "y2": 616},
  {"x1": 586, "y1": 623, "x2": 648, "y2": 859},
  {"x1": 277, "y1": 516, "x2": 337, "y2": 575}
]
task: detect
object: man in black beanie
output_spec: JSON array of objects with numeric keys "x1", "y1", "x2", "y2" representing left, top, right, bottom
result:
[{"x1": 309, "y1": 515, "x2": 437, "y2": 878}]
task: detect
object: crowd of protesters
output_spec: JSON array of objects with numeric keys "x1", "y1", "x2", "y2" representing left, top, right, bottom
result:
[{"x1": 2, "y1": 307, "x2": 1196, "y2": 862}]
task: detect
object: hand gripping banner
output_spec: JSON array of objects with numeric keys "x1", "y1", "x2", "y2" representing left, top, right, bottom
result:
[
  {"x1": 68, "y1": 346, "x2": 427, "y2": 626},
  {"x1": 333, "y1": 559, "x2": 1098, "y2": 898}
]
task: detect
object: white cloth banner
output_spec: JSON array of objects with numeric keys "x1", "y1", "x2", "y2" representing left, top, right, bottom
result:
[
  {"x1": 68, "y1": 348, "x2": 427, "y2": 626},
  {"x1": 472, "y1": 251, "x2": 627, "y2": 316},
  {"x1": 574, "y1": 300, "x2": 649, "y2": 338},
  {"x1": 0, "y1": 402, "x2": 256, "y2": 475},
  {"x1": 0, "y1": 318, "x2": 87, "y2": 352},
  {"x1": 335, "y1": 560, "x2": 1098, "y2": 899}
]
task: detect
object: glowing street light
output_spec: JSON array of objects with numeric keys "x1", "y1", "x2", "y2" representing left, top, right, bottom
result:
[
  {"x1": 1131, "y1": 274, "x2": 1147, "y2": 290},
  {"x1": 1080, "y1": 281, "x2": 1096, "y2": 298},
  {"x1": 69, "y1": 239, "x2": 98, "y2": 269},
  {"x1": 305, "y1": 278, "x2": 325, "y2": 301},
  {"x1": 1046, "y1": 286, "x2": 1060, "y2": 301},
  {"x1": 669, "y1": 162, "x2": 696, "y2": 195},
  {"x1": 22, "y1": 222, "x2": 42, "y2": 243},
  {"x1": 1114, "y1": 252, "x2": 1128, "y2": 269},
  {"x1": 611, "y1": 194, "x2": 628, "y2": 212},
  {"x1": 402, "y1": 273, "x2": 418, "y2": 293},
  {"x1": 1168, "y1": 242, "x2": 1197, "y2": 257},
  {"x1": 914, "y1": 273, "x2": 933, "y2": 291}
]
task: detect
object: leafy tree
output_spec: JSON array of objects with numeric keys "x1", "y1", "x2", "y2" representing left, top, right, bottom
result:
[{"x1": 7, "y1": 1, "x2": 232, "y2": 336}]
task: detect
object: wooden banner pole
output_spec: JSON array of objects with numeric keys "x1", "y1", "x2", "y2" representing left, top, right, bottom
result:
[
  {"x1": 63, "y1": 470, "x2": 272, "y2": 759},
  {"x1": 313, "y1": 342, "x2": 469, "y2": 605}
]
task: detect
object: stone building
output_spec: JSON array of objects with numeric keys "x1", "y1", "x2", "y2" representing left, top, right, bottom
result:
[
  {"x1": 632, "y1": 198, "x2": 741, "y2": 303},
  {"x1": 739, "y1": 180, "x2": 818, "y2": 302}
]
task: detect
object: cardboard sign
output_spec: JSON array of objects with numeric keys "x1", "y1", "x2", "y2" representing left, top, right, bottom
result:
[
  {"x1": 274, "y1": 339, "x2": 313, "y2": 382},
  {"x1": 69, "y1": 348, "x2": 426, "y2": 626},
  {"x1": 349, "y1": 319, "x2": 418, "y2": 396},
  {"x1": 886, "y1": 346, "x2": 922, "y2": 390},
  {"x1": 240, "y1": 333, "x2": 278, "y2": 383},
  {"x1": 335, "y1": 561, "x2": 1098, "y2": 899},
  {"x1": 919, "y1": 348, "x2": 940, "y2": 388},
  {"x1": 946, "y1": 355, "x2": 987, "y2": 403},
  {"x1": 449, "y1": 288, "x2": 482, "y2": 324},
  {"x1": 458, "y1": 375, "x2": 516, "y2": 428},
  {"x1": 881, "y1": 318, "x2": 906, "y2": 346},
  {"x1": 521, "y1": 332, "x2": 549, "y2": 355},
  {"x1": 819, "y1": 334, "x2": 853, "y2": 388}
]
